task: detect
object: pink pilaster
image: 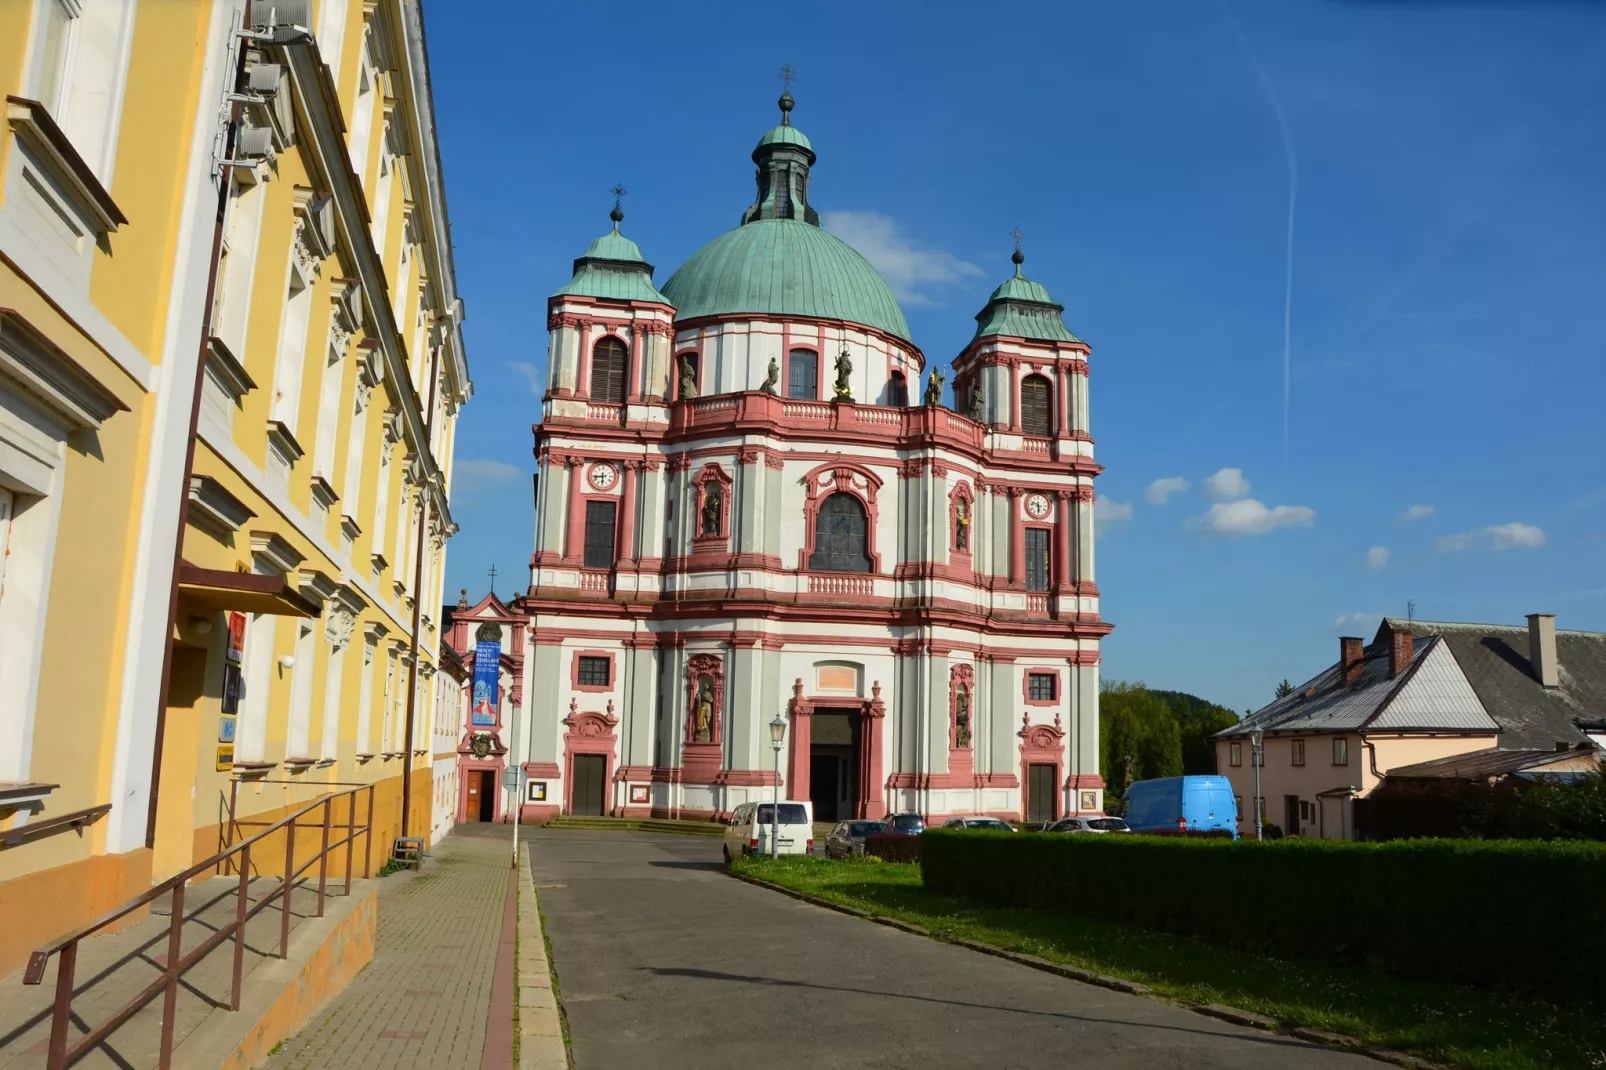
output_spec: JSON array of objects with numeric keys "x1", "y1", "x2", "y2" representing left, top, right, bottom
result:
[
  {"x1": 617, "y1": 461, "x2": 639, "y2": 563},
  {"x1": 563, "y1": 458, "x2": 586, "y2": 563}
]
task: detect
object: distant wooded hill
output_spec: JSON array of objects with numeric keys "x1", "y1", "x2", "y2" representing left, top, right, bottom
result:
[{"x1": 1099, "y1": 683, "x2": 1241, "y2": 800}]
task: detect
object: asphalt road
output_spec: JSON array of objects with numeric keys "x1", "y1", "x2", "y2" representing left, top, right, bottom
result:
[{"x1": 527, "y1": 828, "x2": 1375, "y2": 1070}]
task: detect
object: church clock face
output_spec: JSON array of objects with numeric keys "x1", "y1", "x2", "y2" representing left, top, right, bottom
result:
[
  {"x1": 1026, "y1": 493, "x2": 1051, "y2": 519},
  {"x1": 588, "y1": 463, "x2": 618, "y2": 491}
]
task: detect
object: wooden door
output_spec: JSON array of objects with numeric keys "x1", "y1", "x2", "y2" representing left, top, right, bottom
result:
[
  {"x1": 1028, "y1": 763, "x2": 1057, "y2": 824},
  {"x1": 572, "y1": 755, "x2": 606, "y2": 817}
]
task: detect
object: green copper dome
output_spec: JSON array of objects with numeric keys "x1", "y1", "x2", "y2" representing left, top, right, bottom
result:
[
  {"x1": 660, "y1": 94, "x2": 910, "y2": 341},
  {"x1": 972, "y1": 253, "x2": 1082, "y2": 344},
  {"x1": 551, "y1": 212, "x2": 670, "y2": 305},
  {"x1": 662, "y1": 219, "x2": 912, "y2": 341}
]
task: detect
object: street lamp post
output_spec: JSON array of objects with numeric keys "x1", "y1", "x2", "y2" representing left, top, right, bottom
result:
[
  {"x1": 769, "y1": 713, "x2": 787, "y2": 860},
  {"x1": 1250, "y1": 729, "x2": 1264, "y2": 841}
]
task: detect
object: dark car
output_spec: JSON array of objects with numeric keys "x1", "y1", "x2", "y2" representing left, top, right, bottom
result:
[
  {"x1": 885, "y1": 813, "x2": 926, "y2": 835},
  {"x1": 824, "y1": 820, "x2": 891, "y2": 858}
]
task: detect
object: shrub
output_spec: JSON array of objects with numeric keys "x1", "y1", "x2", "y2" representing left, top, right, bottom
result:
[
  {"x1": 865, "y1": 833, "x2": 920, "y2": 863},
  {"x1": 920, "y1": 830, "x2": 1606, "y2": 1001}
]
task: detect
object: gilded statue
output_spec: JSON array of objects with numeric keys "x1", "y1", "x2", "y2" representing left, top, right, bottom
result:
[
  {"x1": 701, "y1": 487, "x2": 722, "y2": 538},
  {"x1": 693, "y1": 676, "x2": 715, "y2": 742},
  {"x1": 924, "y1": 368, "x2": 945, "y2": 407},
  {"x1": 832, "y1": 346, "x2": 853, "y2": 401}
]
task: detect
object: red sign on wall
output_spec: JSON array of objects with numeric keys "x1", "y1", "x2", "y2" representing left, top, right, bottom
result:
[{"x1": 226, "y1": 612, "x2": 247, "y2": 664}]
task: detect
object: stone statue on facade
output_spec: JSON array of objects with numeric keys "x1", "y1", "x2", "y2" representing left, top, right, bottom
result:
[
  {"x1": 924, "y1": 368, "x2": 945, "y2": 407},
  {"x1": 701, "y1": 487, "x2": 722, "y2": 537},
  {"x1": 832, "y1": 346, "x2": 853, "y2": 401},
  {"x1": 679, "y1": 353, "x2": 699, "y2": 400},
  {"x1": 954, "y1": 686, "x2": 972, "y2": 748},
  {"x1": 693, "y1": 676, "x2": 715, "y2": 742},
  {"x1": 968, "y1": 374, "x2": 986, "y2": 421},
  {"x1": 760, "y1": 356, "x2": 779, "y2": 395},
  {"x1": 955, "y1": 499, "x2": 970, "y2": 552}
]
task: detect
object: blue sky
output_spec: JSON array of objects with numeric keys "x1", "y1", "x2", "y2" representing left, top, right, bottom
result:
[{"x1": 426, "y1": 1, "x2": 1606, "y2": 715}]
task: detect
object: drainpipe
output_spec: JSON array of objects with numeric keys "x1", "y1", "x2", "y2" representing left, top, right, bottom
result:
[
  {"x1": 145, "y1": 3, "x2": 254, "y2": 848},
  {"x1": 399, "y1": 342, "x2": 442, "y2": 845}
]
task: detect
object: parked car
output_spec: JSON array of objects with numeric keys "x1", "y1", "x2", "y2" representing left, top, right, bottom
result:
[
  {"x1": 939, "y1": 816, "x2": 1016, "y2": 831},
  {"x1": 1120, "y1": 776, "x2": 1239, "y2": 838},
  {"x1": 885, "y1": 812, "x2": 927, "y2": 835},
  {"x1": 1045, "y1": 816, "x2": 1132, "y2": 834},
  {"x1": 723, "y1": 800, "x2": 814, "y2": 861},
  {"x1": 823, "y1": 820, "x2": 891, "y2": 858}
]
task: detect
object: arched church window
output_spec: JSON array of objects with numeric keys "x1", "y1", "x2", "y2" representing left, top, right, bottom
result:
[
  {"x1": 590, "y1": 337, "x2": 627, "y2": 402},
  {"x1": 809, "y1": 493, "x2": 871, "y2": 573},
  {"x1": 887, "y1": 370, "x2": 908, "y2": 407},
  {"x1": 1020, "y1": 374, "x2": 1052, "y2": 436},
  {"x1": 787, "y1": 349, "x2": 817, "y2": 399}
]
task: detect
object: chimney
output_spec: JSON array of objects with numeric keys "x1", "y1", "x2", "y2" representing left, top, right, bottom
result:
[
  {"x1": 1340, "y1": 637, "x2": 1365, "y2": 686},
  {"x1": 1527, "y1": 613, "x2": 1559, "y2": 688},
  {"x1": 1389, "y1": 627, "x2": 1413, "y2": 678}
]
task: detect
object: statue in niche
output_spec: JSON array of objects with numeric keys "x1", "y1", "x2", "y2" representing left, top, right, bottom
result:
[
  {"x1": 955, "y1": 498, "x2": 970, "y2": 552},
  {"x1": 678, "y1": 353, "x2": 699, "y2": 400},
  {"x1": 968, "y1": 375, "x2": 986, "y2": 421},
  {"x1": 760, "y1": 356, "x2": 779, "y2": 395},
  {"x1": 832, "y1": 346, "x2": 853, "y2": 401},
  {"x1": 924, "y1": 368, "x2": 945, "y2": 407},
  {"x1": 701, "y1": 486, "x2": 722, "y2": 537},
  {"x1": 954, "y1": 685, "x2": 972, "y2": 749},
  {"x1": 693, "y1": 675, "x2": 715, "y2": 742}
]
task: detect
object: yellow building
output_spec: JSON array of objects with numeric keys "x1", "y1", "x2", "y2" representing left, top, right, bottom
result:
[{"x1": 0, "y1": 0, "x2": 469, "y2": 977}]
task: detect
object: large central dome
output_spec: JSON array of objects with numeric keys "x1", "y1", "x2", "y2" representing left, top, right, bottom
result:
[
  {"x1": 660, "y1": 95, "x2": 912, "y2": 343},
  {"x1": 662, "y1": 219, "x2": 912, "y2": 342}
]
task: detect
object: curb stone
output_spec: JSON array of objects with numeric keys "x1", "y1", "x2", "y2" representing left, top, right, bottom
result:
[
  {"x1": 726, "y1": 867, "x2": 1462, "y2": 1070},
  {"x1": 518, "y1": 845, "x2": 570, "y2": 1070}
]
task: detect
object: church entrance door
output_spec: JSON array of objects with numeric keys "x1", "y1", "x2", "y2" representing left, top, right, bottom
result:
[
  {"x1": 571, "y1": 754, "x2": 606, "y2": 817},
  {"x1": 808, "y1": 711, "x2": 861, "y2": 822},
  {"x1": 470, "y1": 770, "x2": 495, "y2": 822},
  {"x1": 1027, "y1": 763, "x2": 1057, "y2": 824}
]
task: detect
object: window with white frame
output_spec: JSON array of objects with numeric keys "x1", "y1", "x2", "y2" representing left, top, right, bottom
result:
[
  {"x1": 286, "y1": 620, "x2": 316, "y2": 756},
  {"x1": 370, "y1": 141, "x2": 393, "y2": 252},
  {"x1": 312, "y1": 328, "x2": 346, "y2": 481},
  {"x1": 356, "y1": 637, "x2": 375, "y2": 753},
  {"x1": 317, "y1": 0, "x2": 349, "y2": 86},
  {"x1": 342, "y1": 386, "x2": 370, "y2": 515},
  {"x1": 320, "y1": 635, "x2": 346, "y2": 759},
  {"x1": 211, "y1": 176, "x2": 266, "y2": 358},
  {"x1": 269, "y1": 260, "x2": 313, "y2": 429},
  {"x1": 347, "y1": 37, "x2": 376, "y2": 186},
  {"x1": 31, "y1": 0, "x2": 80, "y2": 118}
]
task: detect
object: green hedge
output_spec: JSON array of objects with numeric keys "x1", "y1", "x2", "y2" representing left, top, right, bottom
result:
[
  {"x1": 920, "y1": 830, "x2": 1606, "y2": 1001},
  {"x1": 864, "y1": 833, "x2": 920, "y2": 863}
]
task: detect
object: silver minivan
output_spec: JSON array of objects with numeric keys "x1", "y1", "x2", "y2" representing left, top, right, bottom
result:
[{"x1": 723, "y1": 800, "x2": 814, "y2": 861}]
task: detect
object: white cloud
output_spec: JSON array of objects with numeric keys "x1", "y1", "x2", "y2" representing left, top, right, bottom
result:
[
  {"x1": 1434, "y1": 523, "x2": 1547, "y2": 553},
  {"x1": 1365, "y1": 546, "x2": 1391, "y2": 571},
  {"x1": 1095, "y1": 497, "x2": 1134, "y2": 534},
  {"x1": 1145, "y1": 477, "x2": 1190, "y2": 506},
  {"x1": 1397, "y1": 504, "x2": 1435, "y2": 523},
  {"x1": 509, "y1": 361, "x2": 543, "y2": 397},
  {"x1": 453, "y1": 458, "x2": 523, "y2": 493},
  {"x1": 1203, "y1": 467, "x2": 1252, "y2": 501},
  {"x1": 1186, "y1": 498, "x2": 1316, "y2": 537},
  {"x1": 821, "y1": 211, "x2": 983, "y2": 306},
  {"x1": 1333, "y1": 612, "x2": 1383, "y2": 632}
]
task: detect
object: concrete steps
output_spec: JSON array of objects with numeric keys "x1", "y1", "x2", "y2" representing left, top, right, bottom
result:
[{"x1": 545, "y1": 815, "x2": 725, "y2": 838}]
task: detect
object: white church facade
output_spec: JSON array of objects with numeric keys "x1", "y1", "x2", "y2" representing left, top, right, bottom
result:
[{"x1": 487, "y1": 92, "x2": 1109, "y2": 825}]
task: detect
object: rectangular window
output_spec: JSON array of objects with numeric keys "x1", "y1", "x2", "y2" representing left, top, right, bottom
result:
[
  {"x1": 584, "y1": 499, "x2": 617, "y2": 569},
  {"x1": 1025, "y1": 527, "x2": 1050, "y2": 592},
  {"x1": 1291, "y1": 739, "x2": 1305, "y2": 766},
  {"x1": 1333, "y1": 737, "x2": 1349, "y2": 766},
  {"x1": 1027, "y1": 672, "x2": 1056, "y2": 701},
  {"x1": 1229, "y1": 741, "x2": 1242, "y2": 767},
  {"x1": 1234, "y1": 795, "x2": 1242, "y2": 815},
  {"x1": 34, "y1": 0, "x2": 79, "y2": 118},
  {"x1": 577, "y1": 656, "x2": 610, "y2": 687},
  {"x1": 787, "y1": 349, "x2": 817, "y2": 399}
]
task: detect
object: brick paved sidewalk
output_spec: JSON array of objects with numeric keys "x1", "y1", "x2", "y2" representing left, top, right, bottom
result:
[{"x1": 263, "y1": 824, "x2": 517, "y2": 1070}]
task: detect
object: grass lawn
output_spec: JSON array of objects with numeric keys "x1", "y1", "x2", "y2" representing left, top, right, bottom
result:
[{"x1": 731, "y1": 854, "x2": 1605, "y2": 1070}]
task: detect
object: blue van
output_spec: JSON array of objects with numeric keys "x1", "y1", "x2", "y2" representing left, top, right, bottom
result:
[{"x1": 1120, "y1": 776, "x2": 1239, "y2": 838}]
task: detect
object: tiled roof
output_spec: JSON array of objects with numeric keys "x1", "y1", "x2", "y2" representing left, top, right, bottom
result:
[
  {"x1": 1216, "y1": 635, "x2": 1498, "y2": 737},
  {"x1": 1379, "y1": 618, "x2": 1606, "y2": 750},
  {"x1": 1384, "y1": 746, "x2": 1596, "y2": 779}
]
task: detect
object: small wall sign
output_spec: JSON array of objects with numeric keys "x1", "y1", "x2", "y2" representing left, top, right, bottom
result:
[
  {"x1": 628, "y1": 784, "x2": 649, "y2": 804},
  {"x1": 221, "y1": 664, "x2": 242, "y2": 715},
  {"x1": 218, "y1": 715, "x2": 237, "y2": 744},
  {"x1": 528, "y1": 781, "x2": 547, "y2": 802},
  {"x1": 226, "y1": 612, "x2": 247, "y2": 664},
  {"x1": 1080, "y1": 791, "x2": 1098, "y2": 812},
  {"x1": 216, "y1": 744, "x2": 235, "y2": 772}
]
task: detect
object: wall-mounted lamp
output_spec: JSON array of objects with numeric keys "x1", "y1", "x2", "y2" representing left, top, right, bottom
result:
[
  {"x1": 279, "y1": 655, "x2": 297, "y2": 669},
  {"x1": 189, "y1": 615, "x2": 214, "y2": 635}
]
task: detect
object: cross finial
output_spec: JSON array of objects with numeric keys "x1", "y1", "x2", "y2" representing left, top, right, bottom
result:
[
  {"x1": 609, "y1": 183, "x2": 627, "y2": 227},
  {"x1": 487, "y1": 564, "x2": 498, "y2": 593},
  {"x1": 780, "y1": 63, "x2": 796, "y2": 93},
  {"x1": 778, "y1": 64, "x2": 797, "y2": 125},
  {"x1": 1010, "y1": 227, "x2": 1025, "y2": 272}
]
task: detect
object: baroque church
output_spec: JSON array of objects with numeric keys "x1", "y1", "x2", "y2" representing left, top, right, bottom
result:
[{"x1": 478, "y1": 91, "x2": 1108, "y2": 825}]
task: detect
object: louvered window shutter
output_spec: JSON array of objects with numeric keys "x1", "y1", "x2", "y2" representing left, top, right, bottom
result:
[
  {"x1": 1020, "y1": 375, "x2": 1052, "y2": 436},
  {"x1": 590, "y1": 338, "x2": 627, "y2": 402}
]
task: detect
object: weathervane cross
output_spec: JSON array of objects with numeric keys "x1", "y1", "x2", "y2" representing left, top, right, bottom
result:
[
  {"x1": 488, "y1": 563, "x2": 498, "y2": 593},
  {"x1": 611, "y1": 183, "x2": 627, "y2": 210},
  {"x1": 780, "y1": 63, "x2": 796, "y2": 92},
  {"x1": 1011, "y1": 226, "x2": 1024, "y2": 252}
]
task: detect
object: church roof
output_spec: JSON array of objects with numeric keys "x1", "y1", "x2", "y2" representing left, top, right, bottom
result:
[
  {"x1": 973, "y1": 255, "x2": 1083, "y2": 344},
  {"x1": 662, "y1": 218, "x2": 911, "y2": 341},
  {"x1": 660, "y1": 94, "x2": 910, "y2": 341},
  {"x1": 551, "y1": 210, "x2": 671, "y2": 305}
]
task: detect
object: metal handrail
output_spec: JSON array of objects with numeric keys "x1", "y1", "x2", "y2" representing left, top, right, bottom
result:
[{"x1": 21, "y1": 783, "x2": 375, "y2": 1070}]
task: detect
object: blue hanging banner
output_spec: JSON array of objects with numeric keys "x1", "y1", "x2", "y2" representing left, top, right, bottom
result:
[{"x1": 472, "y1": 638, "x2": 500, "y2": 727}]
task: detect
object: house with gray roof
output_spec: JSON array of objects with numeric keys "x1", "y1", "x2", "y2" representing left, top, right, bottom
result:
[{"x1": 1212, "y1": 613, "x2": 1604, "y2": 838}]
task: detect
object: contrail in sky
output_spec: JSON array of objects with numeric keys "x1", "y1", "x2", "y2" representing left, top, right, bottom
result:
[{"x1": 1222, "y1": 4, "x2": 1298, "y2": 468}]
